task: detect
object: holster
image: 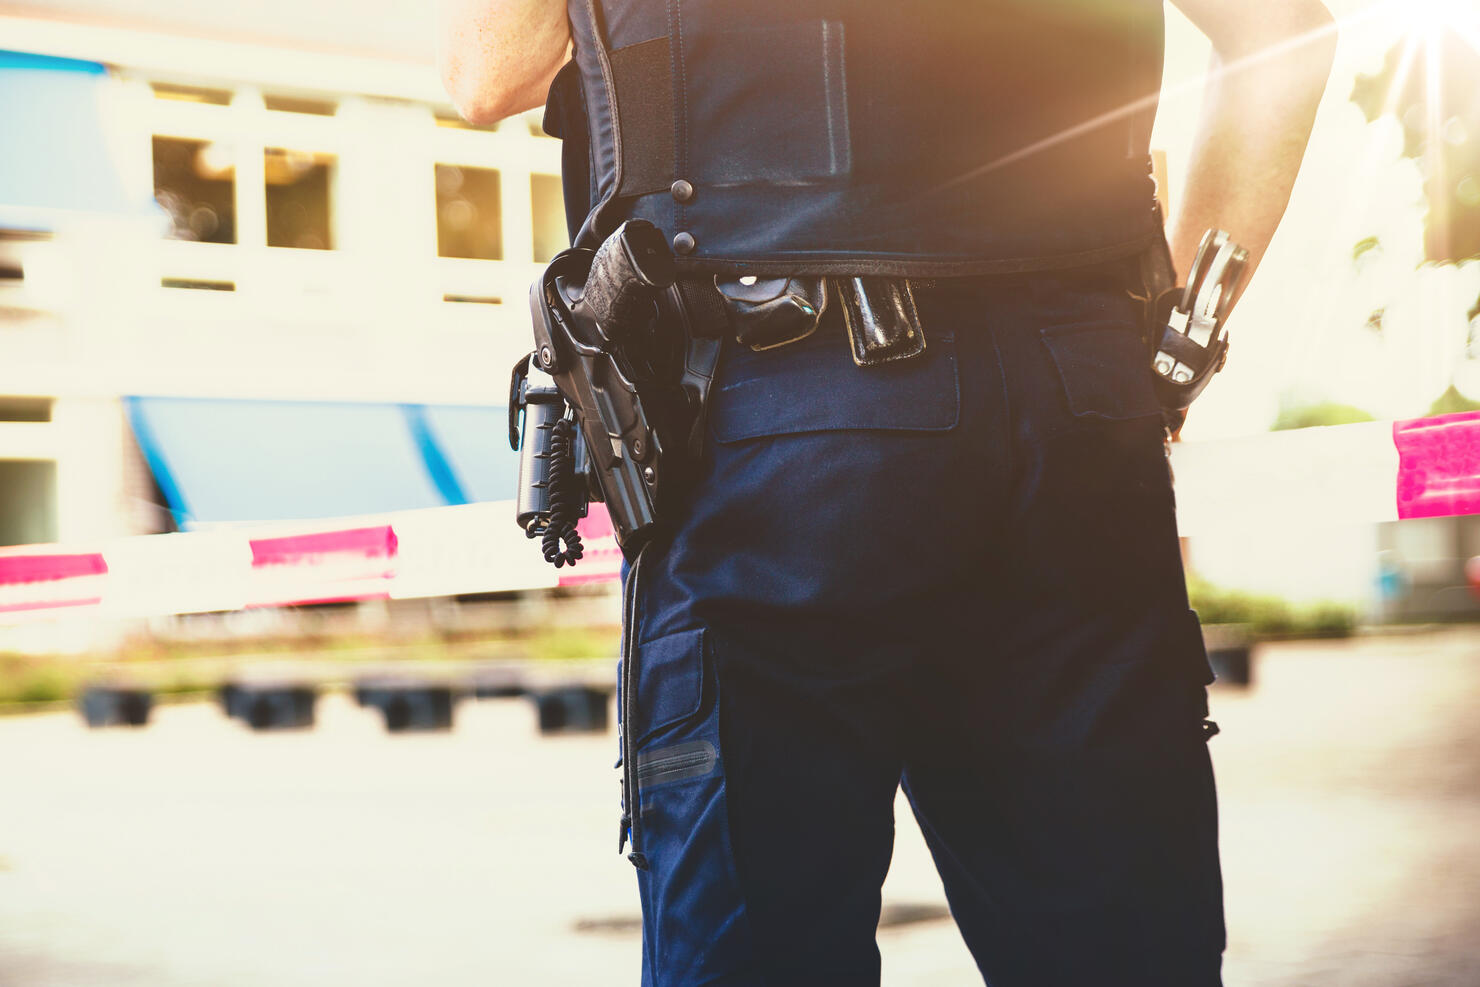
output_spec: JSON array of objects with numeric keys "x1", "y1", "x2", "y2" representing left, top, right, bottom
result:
[{"x1": 523, "y1": 221, "x2": 721, "y2": 555}]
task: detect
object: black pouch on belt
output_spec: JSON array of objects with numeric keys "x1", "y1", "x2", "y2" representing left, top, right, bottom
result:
[
  {"x1": 836, "y1": 277, "x2": 927, "y2": 367},
  {"x1": 714, "y1": 275, "x2": 828, "y2": 351}
]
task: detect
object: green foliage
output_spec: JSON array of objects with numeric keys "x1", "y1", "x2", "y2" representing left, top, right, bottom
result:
[
  {"x1": 1351, "y1": 29, "x2": 1480, "y2": 263},
  {"x1": 1271, "y1": 402, "x2": 1376, "y2": 431},
  {"x1": 0, "y1": 655, "x2": 79, "y2": 706},
  {"x1": 1427, "y1": 385, "x2": 1480, "y2": 417},
  {"x1": 1187, "y1": 578, "x2": 1356, "y2": 639},
  {"x1": 525, "y1": 627, "x2": 621, "y2": 662},
  {"x1": 0, "y1": 623, "x2": 627, "y2": 708},
  {"x1": 13, "y1": 667, "x2": 73, "y2": 704}
]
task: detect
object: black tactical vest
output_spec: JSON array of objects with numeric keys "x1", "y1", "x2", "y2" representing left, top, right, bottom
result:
[{"x1": 544, "y1": 0, "x2": 1167, "y2": 276}]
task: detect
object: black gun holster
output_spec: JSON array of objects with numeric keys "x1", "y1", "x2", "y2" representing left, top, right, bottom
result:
[{"x1": 511, "y1": 220, "x2": 722, "y2": 564}]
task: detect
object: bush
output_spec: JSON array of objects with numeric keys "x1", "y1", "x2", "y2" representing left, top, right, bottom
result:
[
  {"x1": 526, "y1": 627, "x2": 620, "y2": 662},
  {"x1": 0, "y1": 662, "x2": 77, "y2": 705},
  {"x1": 1187, "y1": 578, "x2": 1356, "y2": 638}
]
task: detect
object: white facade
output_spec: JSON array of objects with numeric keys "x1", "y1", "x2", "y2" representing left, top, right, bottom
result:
[{"x1": 0, "y1": 4, "x2": 563, "y2": 546}]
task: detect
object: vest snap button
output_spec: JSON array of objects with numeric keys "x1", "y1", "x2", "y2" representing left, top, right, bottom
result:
[
  {"x1": 670, "y1": 179, "x2": 694, "y2": 203},
  {"x1": 672, "y1": 231, "x2": 696, "y2": 255}
]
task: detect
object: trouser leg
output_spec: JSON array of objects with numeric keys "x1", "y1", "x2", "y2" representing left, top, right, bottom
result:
[
  {"x1": 900, "y1": 276, "x2": 1225, "y2": 985},
  {"x1": 620, "y1": 302, "x2": 983, "y2": 984}
]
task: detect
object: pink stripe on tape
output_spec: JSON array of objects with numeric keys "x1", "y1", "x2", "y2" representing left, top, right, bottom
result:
[
  {"x1": 0, "y1": 552, "x2": 107, "y2": 615},
  {"x1": 0, "y1": 596, "x2": 103, "y2": 614},
  {"x1": 575, "y1": 504, "x2": 615, "y2": 541},
  {"x1": 249, "y1": 526, "x2": 398, "y2": 567},
  {"x1": 0, "y1": 552, "x2": 108, "y2": 584},
  {"x1": 1394, "y1": 411, "x2": 1480, "y2": 520},
  {"x1": 265, "y1": 592, "x2": 393, "y2": 608},
  {"x1": 557, "y1": 505, "x2": 622, "y2": 587}
]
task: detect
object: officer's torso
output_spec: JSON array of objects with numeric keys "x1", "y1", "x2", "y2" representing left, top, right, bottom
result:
[{"x1": 550, "y1": 0, "x2": 1166, "y2": 275}]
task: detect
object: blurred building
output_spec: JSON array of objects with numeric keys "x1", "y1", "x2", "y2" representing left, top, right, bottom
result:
[
  {"x1": 2, "y1": 1, "x2": 1476, "y2": 635},
  {"x1": 0, "y1": 1, "x2": 560, "y2": 547}
]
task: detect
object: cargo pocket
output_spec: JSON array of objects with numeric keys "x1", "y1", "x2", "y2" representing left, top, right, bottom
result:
[
  {"x1": 698, "y1": 329, "x2": 963, "y2": 610},
  {"x1": 1039, "y1": 320, "x2": 1160, "y2": 422},
  {"x1": 624, "y1": 627, "x2": 753, "y2": 981},
  {"x1": 1021, "y1": 321, "x2": 1175, "y2": 602},
  {"x1": 621, "y1": 627, "x2": 704, "y2": 750}
]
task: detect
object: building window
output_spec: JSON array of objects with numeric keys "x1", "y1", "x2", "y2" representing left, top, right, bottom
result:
[
  {"x1": 265, "y1": 148, "x2": 335, "y2": 250},
  {"x1": 0, "y1": 460, "x2": 57, "y2": 547},
  {"x1": 153, "y1": 137, "x2": 236, "y2": 244},
  {"x1": 435, "y1": 165, "x2": 502, "y2": 260},
  {"x1": 0, "y1": 397, "x2": 52, "y2": 423},
  {"x1": 531, "y1": 174, "x2": 568, "y2": 263},
  {"x1": 150, "y1": 82, "x2": 231, "y2": 105},
  {"x1": 263, "y1": 94, "x2": 337, "y2": 116}
]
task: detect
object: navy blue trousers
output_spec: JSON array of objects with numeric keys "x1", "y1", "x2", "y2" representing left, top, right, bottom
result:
[{"x1": 618, "y1": 265, "x2": 1225, "y2": 986}]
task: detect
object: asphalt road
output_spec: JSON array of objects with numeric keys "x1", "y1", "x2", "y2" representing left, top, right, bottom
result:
[{"x1": 1, "y1": 628, "x2": 1478, "y2": 986}]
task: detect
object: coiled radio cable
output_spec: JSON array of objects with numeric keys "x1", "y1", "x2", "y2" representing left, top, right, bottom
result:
[{"x1": 540, "y1": 418, "x2": 585, "y2": 568}]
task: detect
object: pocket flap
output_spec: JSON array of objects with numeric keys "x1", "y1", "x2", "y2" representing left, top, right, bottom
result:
[
  {"x1": 1040, "y1": 321, "x2": 1159, "y2": 421},
  {"x1": 628, "y1": 627, "x2": 705, "y2": 747},
  {"x1": 711, "y1": 330, "x2": 959, "y2": 443}
]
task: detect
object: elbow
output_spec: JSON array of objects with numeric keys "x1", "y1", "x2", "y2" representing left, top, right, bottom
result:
[
  {"x1": 441, "y1": 54, "x2": 566, "y2": 125},
  {"x1": 451, "y1": 87, "x2": 515, "y2": 126},
  {"x1": 441, "y1": 59, "x2": 518, "y2": 125}
]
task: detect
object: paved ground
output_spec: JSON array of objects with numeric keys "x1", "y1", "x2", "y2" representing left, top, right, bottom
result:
[{"x1": 1, "y1": 628, "x2": 1478, "y2": 986}]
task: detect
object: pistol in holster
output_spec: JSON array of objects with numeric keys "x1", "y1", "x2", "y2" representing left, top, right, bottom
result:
[{"x1": 509, "y1": 220, "x2": 721, "y2": 567}]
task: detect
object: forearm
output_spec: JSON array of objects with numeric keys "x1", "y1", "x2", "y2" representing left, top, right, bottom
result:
[
  {"x1": 1168, "y1": 4, "x2": 1337, "y2": 282},
  {"x1": 437, "y1": 0, "x2": 571, "y2": 124}
]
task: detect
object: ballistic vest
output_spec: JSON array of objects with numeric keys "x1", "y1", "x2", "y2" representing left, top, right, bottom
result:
[{"x1": 544, "y1": 0, "x2": 1167, "y2": 276}]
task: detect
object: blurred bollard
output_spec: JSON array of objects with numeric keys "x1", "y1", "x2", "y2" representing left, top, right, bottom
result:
[
  {"x1": 353, "y1": 679, "x2": 388, "y2": 708},
  {"x1": 221, "y1": 682, "x2": 317, "y2": 730},
  {"x1": 1203, "y1": 624, "x2": 1254, "y2": 688},
  {"x1": 469, "y1": 669, "x2": 527, "y2": 699},
  {"x1": 354, "y1": 676, "x2": 457, "y2": 732},
  {"x1": 78, "y1": 686, "x2": 152, "y2": 728},
  {"x1": 531, "y1": 686, "x2": 610, "y2": 734},
  {"x1": 218, "y1": 682, "x2": 244, "y2": 719},
  {"x1": 382, "y1": 688, "x2": 455, "y2": 732}
]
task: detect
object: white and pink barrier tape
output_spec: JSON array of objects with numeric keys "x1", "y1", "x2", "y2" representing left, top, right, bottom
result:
[{"x1": 2, "y1": 411, "x2": 1478, "y2": 623}]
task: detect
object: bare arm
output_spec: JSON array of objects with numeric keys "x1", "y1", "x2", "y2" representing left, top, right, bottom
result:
[
  {"x1": 1167, "y1": 0, "x2": 1337, "y2": 282},
  {"x1": 437, "y1": 0, "x2": 571, "y2": 124}
]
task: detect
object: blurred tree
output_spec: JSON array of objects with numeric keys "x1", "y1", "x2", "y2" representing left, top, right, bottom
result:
[
  {"x1": 1351, "y1": 26, "x2": 1480, "y2": 264},
  {"x1": 1427, "y1": 384, "x2": 1480, "y2": 415}
]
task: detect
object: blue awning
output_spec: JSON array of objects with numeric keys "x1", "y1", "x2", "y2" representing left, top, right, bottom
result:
[
  {"x1": 0, "y1": 50, "x2": 148, "y2": 229},
  {"x1": 125, "y1": 397, "x2": 518, "y2": 527}
]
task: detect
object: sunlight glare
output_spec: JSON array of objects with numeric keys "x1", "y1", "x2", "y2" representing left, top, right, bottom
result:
[{"x1": 1409, "y1": 0, "x2": 1480, "y2": 34}]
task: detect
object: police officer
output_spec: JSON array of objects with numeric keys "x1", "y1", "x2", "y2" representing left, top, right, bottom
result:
[{"x1": 440, "y1": 2, "x2": 1335, "y2": 984}]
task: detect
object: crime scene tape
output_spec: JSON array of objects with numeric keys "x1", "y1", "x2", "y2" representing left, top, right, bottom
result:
[{"x1": 1, "y1": 411, "x2": 1477, "y2": 623}]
